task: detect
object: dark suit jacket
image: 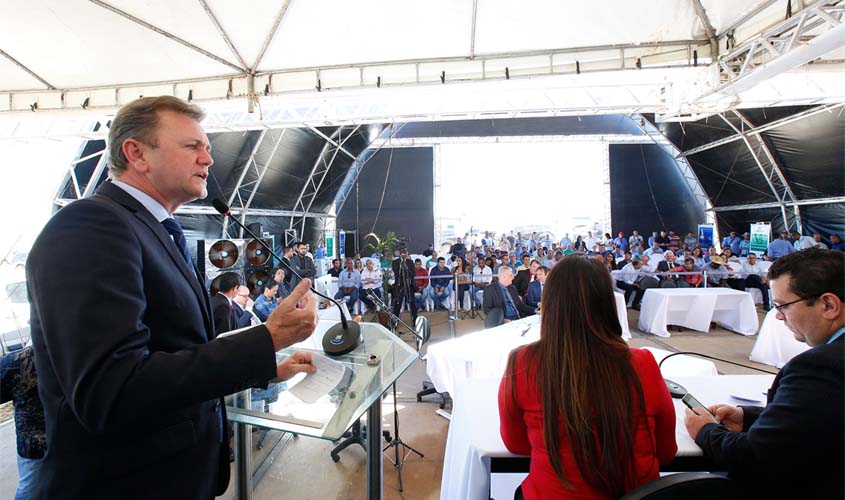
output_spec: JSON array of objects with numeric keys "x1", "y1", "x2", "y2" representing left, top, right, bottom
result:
[
  {"x1": 656, "y1": 260, "x2": 682, "y2": 281},
  {"x1": 695, "y1": 336, "x2": 844, "y2": 499},
  {"x1": 482, "y1": 282, "x2": 535, "y2": 322},
  {"x1": 525, "y1": 281, "x2": 543, "y2": 309},
  {"x1": 211, "y1": 293, "x2": 236, "y2": 336},
  {"x1": 513, "y1": 268, "x2": 531, "y2": 296},
  {"x1": 26, "y1": 182, "x2": 277, "y2": 500}
]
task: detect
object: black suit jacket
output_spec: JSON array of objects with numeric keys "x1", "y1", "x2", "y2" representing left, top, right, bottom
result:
[
  {"x1": 695, "y1": 336, "x2": 844, "y2": 498},
  {"x1": 26, "y1": 182, "x2": 277, "y2": 500},
  {"x1": 482, "y1": 282, "x2": 535, "y2": 322},
  {"x1": 656, "y1": 260, "x2": 682, "y2": 280},
  {"x1": 211, "y1": 293, "x2": 236, "y2": 336}
]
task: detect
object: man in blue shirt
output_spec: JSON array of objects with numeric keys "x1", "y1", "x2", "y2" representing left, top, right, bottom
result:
[
  {"x1": 738, "y1": 232, "x2": 751, "y2": 257},
  {"x1": 429, "y1": 257, "x2": 453, "y2": 309},
  {"x1": 722, "y1": 231, "x2": 743, "y2": 255},
  {"x1": 613, "y1": 231, "x2": 628, "y2": 253},
  {"x1": 766, "y1": 232, "x2": 796, "y2": 261},
  {"x1": 334, "y1": 259, "x2": 361, "y2": 310},
  {"x1": 831, "y1": 234, "x2": 845, "y2": 251}
]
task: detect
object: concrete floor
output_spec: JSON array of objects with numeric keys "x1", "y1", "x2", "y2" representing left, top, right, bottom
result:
[{"x1": 0, "y1": 307, "x2": 774, "y2": 500}]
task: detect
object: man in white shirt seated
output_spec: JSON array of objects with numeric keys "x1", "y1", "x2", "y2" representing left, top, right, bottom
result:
[
  {"x1": 741, "y1": 252, "x2": 770, "y2": 310},
  {"x1": 792, "y1": 231, "x2": 819, "y2": 251},
  {"x1": 334, "y1": 259, "x2": 361, "y2": 311},
  {"x1": 471, "y1": 258, "x2": 493, "y2": 307},
  {"x1": 615, "y1": 257, "x2": 659, "y2": 309},
  {"x1": 359, "y1": 259, "x2": 383, "y2": 312}
]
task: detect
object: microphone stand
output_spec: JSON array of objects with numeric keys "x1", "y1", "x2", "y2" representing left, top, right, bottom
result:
[
  {"x1": 211, "y1": 199, "x2": 360, "y2": 352},
  {"x1": 364, "y1": 289, "x2": 424, "y2": 493}
]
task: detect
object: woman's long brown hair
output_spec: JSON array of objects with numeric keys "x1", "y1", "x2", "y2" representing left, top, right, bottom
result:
[{"x1": 506, "y1": 256, "x2": 647, "y2": 498}]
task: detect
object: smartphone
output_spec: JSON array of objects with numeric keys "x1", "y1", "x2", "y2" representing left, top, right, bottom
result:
[{"x1": 682, "y1": 393, "x2": 718, "y2": 423}]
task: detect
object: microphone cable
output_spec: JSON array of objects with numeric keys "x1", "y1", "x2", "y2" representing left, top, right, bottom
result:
[{"x1": 658, "y1": 351, "x2": 777, "y2": 375}]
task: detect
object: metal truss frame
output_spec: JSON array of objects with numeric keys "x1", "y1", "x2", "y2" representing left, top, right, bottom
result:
[
  {"x1": 717, "y1": 112, "x2": 795, "y2": 230},
  {"x1": 289, "y1": 125, "x2": 361, "y2": 237},
  {"x1": 221, "y1": 128, "x2": 287, "y2": 238},
  {"x1": 659, "y1": 0, "x2": 845, "y2": 120},
  {"x1": 629, "y1": 115, "x2": 713, "y2": 221},
  {"x1": 677, "y1": 103, "x2": 844, "y2": 157},
  {"x1": 709, "y1": 196, "x2": 845, "y2": 212},
  {"x1": 382, "y1": 135, "x2": 660, "y2": 148},
  {"x1": 51, "y1": 120, "x2": 107, "y2": 206}
]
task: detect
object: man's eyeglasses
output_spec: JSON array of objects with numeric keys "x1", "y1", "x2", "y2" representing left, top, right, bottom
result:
[{"x1": 773, "y1": 296, "x2": 816, "y2": 314}]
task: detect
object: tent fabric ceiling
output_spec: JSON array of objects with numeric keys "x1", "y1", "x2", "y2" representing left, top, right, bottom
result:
[{"x1": 2, "y1": 0, "x2": 778, "y2": 92}]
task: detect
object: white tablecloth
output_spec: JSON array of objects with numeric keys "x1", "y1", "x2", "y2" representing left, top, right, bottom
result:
[
  {"x1": 749, "y1": 308, "x2": 810, "y2": 368},
  {"x1": 641, "y1": 347, "x2": 719, "y2": 377},
  {"x1": 426, "y1": 292, "x2": 630, "y2": 397},
  {"x1": 441, "y1": 374, "x2": 774, "y2": 500},
  {"x1": 638, "y1": 288, "x2": 759, "y2": 338}
]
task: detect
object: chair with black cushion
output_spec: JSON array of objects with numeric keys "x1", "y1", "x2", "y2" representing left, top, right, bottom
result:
[
  {"x1": 415, "y1": 316, "x2": 450, "y2": 409},
  {"x1": 484, "y1": 307, "x2": 504, "y2": 329},
  {"x1": 619, "y1": 472, "x2": 739, "y2": 500}
]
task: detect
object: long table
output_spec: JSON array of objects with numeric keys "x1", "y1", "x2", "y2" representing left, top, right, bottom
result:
[
  {"x1": 426, "y1": 292, "x2": 719, "y2": 398},
  {"x1": 638, "y1": 288, "x2": 759, "y2": 338},
  {"x1": 440, "y1": 374, "x2": 775, "y2": 500}
]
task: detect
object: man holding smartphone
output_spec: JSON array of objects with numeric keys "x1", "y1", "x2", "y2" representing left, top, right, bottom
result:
[{"x1": 684, "y1": 248, "x2": 843, "y2": 498}]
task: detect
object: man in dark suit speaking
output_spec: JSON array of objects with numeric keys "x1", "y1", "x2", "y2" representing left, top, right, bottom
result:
[
  {"x1": 26, "y1": 96, "x2": 318, "y2": 500},
  {"x1": 685, "y1": 248, "x2": 844, "y2": 498}
]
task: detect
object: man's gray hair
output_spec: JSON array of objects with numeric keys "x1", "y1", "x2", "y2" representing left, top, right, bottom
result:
[
  {"x1": 664, "y1": 250, "x2": 675, "y2": 258},
  {"x1": 108, "y1": 96, "x2": 205, "y2": 177},
  {"x1": 497, "y1": 265, "x2": 513, "y2": 278}
]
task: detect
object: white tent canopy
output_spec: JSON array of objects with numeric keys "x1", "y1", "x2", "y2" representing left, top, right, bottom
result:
[{"x1": 1, "y1": 0, "x2": 844, "y2": 130}]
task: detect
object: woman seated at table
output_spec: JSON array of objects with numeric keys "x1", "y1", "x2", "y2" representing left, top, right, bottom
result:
[{"x1": 498, "y1": 256, "x2": 677, "y2": 500}]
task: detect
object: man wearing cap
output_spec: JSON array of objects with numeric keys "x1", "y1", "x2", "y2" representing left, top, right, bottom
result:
[{"x1": 705, "y1": 256, "x2": 729, "y2": 287}]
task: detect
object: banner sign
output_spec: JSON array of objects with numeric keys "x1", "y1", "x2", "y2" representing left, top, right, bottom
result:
[
  {"x1": 750, "y1": 223, "x2": 770, "y2": 255},
  {"x1": 698, "y1": 224, "x2": 714, "y2": 251}
]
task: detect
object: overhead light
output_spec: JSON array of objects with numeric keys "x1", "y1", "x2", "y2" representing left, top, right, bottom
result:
[
  {"x1": 30, "y1": 102, "x2": 38, "y2": 112},
  {"x1": 81, "y1": 97, "x2": 90, "y2": 109},
  {"x1": 187, "y1": 89, "x2": 193, "y2": 102}
]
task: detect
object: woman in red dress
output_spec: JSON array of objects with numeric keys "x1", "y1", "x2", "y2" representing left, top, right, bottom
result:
[{"x1": 499, "y1": 256, "x2": 677, "y2": 499}]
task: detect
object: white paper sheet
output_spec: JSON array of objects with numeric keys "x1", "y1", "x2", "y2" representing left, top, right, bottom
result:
[{"x1": 287, "y1": 353, "x2": 346, "y2": 404}]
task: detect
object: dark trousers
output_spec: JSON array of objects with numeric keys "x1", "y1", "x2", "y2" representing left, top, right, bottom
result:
[
  {"x1": 392, "y1": 287, "x2": 418, "y2": 321},
  {"x1": 726, "y1": 277, "x2": 747, "y2": 291},
  {"x1": 360, "y1": 288, "x2": 382, "y2": 311},
  {"x1": 745, "y1": 274, "x2": 770, "y2": 308},
  {"x1": 616, "y1": 281, "x2": 637, "y2": 305}
]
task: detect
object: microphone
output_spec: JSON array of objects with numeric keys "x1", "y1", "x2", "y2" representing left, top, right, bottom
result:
[{"x1": 211, "y1": 198, "x2": 360, "y2": 356}]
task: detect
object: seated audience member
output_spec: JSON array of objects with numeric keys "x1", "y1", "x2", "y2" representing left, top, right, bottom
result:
[
  {"x1": 812, "y1": 233, "x2": 828, "y2": 250},
  {"x1": 429, "y1": 257, "x2": 453, "y2": 309},
  {"x1": 514, "y1": 259, "x2": 540, "y2": 297},
  {"x1": 619, "y1": 251, "x2": 632, "y2": 268},
  {"x1": 685, "y1": 248, "x2": 844, "y2": 498},
  {"x1": 655, "y1": 230, "x2": 670, "y2": 250},
  {"x1": 412, "y1": 258, "x2": 432, "y2": 310},
  {"x1": 692, "y1": 247, "x2": 706, "y2": 268},
  {"x1": 603, "y1": 252, "x2": 618, "y2": 271},
  {"x1": 559, "y1": 233, "x2": 572, "y2": 249},
  {"x1": 360, "y1": 259, "x2": 383, "y2": 312},
  {"x1": 643, "y1": 242, "x2": 664, "y2": 256},
  {"x1": 668, "y1": 230, "x2": 681, "y2": 253},
  {"x1": 616, "y1": 257, "x2": 659, "y2": 308},
  {"x1": 705, "y1": 256, "x2": 729, "y2": 287},
  {"x1": 211, "y1": 272, "x2": 242, "y2": 336},
  {"x1": 472, "y1": 258, "x2": 493, "y2": 307},
  {"x1": 647, "y1": 231, "x2": 658, "y2": 249},
  {"x1": 791, "y1": 231, "x2": 818, "y2": 251},
  {"x1": 722, "y1": 231, "x2": 742, "y2": 255},
  {"x1": 335, "y1": 259, "x2": 361, "y2": 310},
  {"x1": 681, "y1": 258, "x2": 703, "y2": 287},
  {"x1": 831, "y1": 234, "x2": 844, "y2": 251},
  {"x1": 1, "y1": 346, "x2": 46, "y2": 500},
  {"x1": 723, "y1": 247, "x2": 741, "y2": 264},
  {"x1": 516, "y1": 254, "x2": 530, "y2": 272},
  {"x1": 640, "y1": 253, "x2": 653, "y2": 271},
  {"x1": 572, "y1": 236, "x2": 587, "y2": 252},
  {"x1": 327, "y1": 258, "x2": 342, "y2": 278},
  {"x1": 766, "y1": 231, "x2": 795, "y2": 261},
  {"x1": 453, "y1": 256, "x2": 472, "y2": 309},
  {"x1": 500, "y1": 257, "x2": 677, "y2": 500},
  {"x1": 233, "y1": 285, "x2": 261, "y2": 328},
  {"x1": 425, "y1": 250, "x2": 439, "y2": 270},
  {"x1": 525, "y1": 266, "x2": 547, "y2": 309},
  {"x1": 483, "y1": 266, "x2": 535, "y2": 325},
  {"x1": 273, "y1": 267, "x2": 292, "y2": 300},
  {"x1": 629, "y1": 231, "x2": 644, "y2": 254},
  {"x1": 253, "y1": 281, "x2": 280, "y2": 321},
  {"x1": 741, "y1": 253, "x2": 770, "y2": 309},
  {"x1": 656, "y1": 251, "x2": 688, "y2": 288}
]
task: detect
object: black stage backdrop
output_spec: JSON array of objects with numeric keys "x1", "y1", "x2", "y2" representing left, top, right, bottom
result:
[
  {"x1": 609, "y1": 144, "x2": 705, "y2": 235},
  {"x1": 337, "y1": 147, "x2": 434, "y2": 255}
]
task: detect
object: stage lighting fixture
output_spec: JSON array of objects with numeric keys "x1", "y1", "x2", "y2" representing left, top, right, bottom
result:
[
  {"x1": 440, "y1": 71, "x2": 445, "y2": 84},
  {"x1": 81, "y1": 97, "x2": 90, "y2": 109},
  {"x1": 505, "y1": 67, "x2": 510, "y2": 80},
  {"x1": 187, "y1": 90, "x2": 193, "y2": 102}
]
